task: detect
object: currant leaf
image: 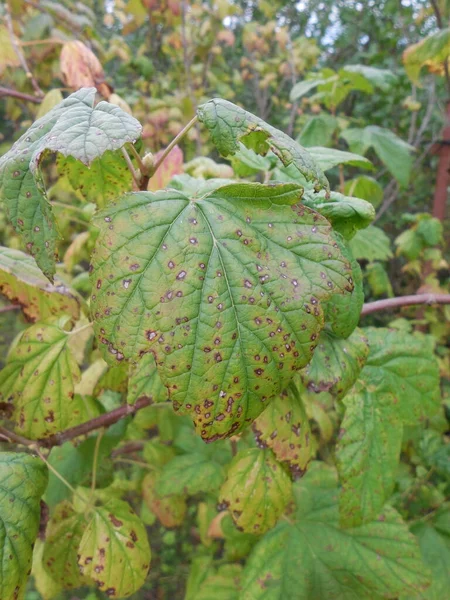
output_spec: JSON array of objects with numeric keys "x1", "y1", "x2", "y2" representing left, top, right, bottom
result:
[
  {"x1": 197, "y1": 98, "x2": 329, "y2": 192},
  {"x1": 90, "y1": 182, "x2": 353, "y2": 440},
  {"x1": 0, "y1": 87, "x2": 141, "y2": 279},
  {"x1": 0, "y1": 453, "x2": 48, "y2": 600}
]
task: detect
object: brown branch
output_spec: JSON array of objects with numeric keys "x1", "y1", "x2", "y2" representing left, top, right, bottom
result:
[
  {"x1": 2, "y1": 294, "x2": 450, "y2": 450},
  {"x1": 0, "y1": 426, "x2": 35, "y2": 446},
  {"x1": 0, "y1": 397, "x2": 153, "y2": 450},
  {"x1": 361, "y1": 293, "x2": 450, "y2": 316},
  {"x1": 0, "y1": 86, "x2": 43, "y2": 104}
]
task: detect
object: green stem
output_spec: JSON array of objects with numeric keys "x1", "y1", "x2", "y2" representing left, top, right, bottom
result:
[
  {"x1": 128, "y1": 144, "x2": 148, "y2": 175},
  {"x1": 34, "y1": 446, "x2": 88, "y2": 505},
  {"x1": 51, "y1": 201, "x2": 86, "y2": 214},
  {"x1": 152, "y1": 115, "x2": 198, "y2": 175},
  {"x1": 90, "y1": 428, "x2": 104, "y2": 498},
  {"x1": 121, "y1": 147, "x2": 141, "y2": 188}
]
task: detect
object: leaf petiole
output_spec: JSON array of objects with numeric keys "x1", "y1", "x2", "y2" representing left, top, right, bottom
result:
[{"x1": 151, "y1": 115, "x2": 198, "y2": 176}]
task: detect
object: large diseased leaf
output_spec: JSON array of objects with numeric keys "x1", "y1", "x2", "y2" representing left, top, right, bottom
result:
[
  {"x1": 0, "y1": 87, "x2": 141, "y2": 279},
  {"x1": 78, "y1": 498, "x2": 151, "y2": 598},
  {"x1": 90, "y1": 182, "x2": 353, "y2": 441},
  {"x1": 240, "y1": 464, "x2": 430, "y2": 600},
  {"x1": 0, "y1": 246, "x2": 81, "y2": 321},
  {"x1": 360, "y1": 327, "x2": 440, "y2": 424},
  {"x1": 219, "y1": 448, "x2": 292, "y2": 534},
  {"x1": 0, "y1": 319, "x2": 81, "y2": 439},
  {"x1": 300, "y1": 328, "x2": 369, "y2": 400},
  {"x1": 197, "y1": 98, "x2": 328, "y2": 192},
  {"x1": 42, "y1": 500, "x2": 88, "y2": 589},
  {"x1": 252, "y1": 386, "x2": 312, "y2": 477},
  {"x1": 337, "y1": 388, "x2": 402, "y2": 526},
  {"x1": 0, "y1": 453, "x2": 48, "y2": 600}
]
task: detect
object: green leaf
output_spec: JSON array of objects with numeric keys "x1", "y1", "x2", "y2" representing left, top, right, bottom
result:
[
  {"x1": 403, "y1": 28, "x2": 450, "y2": 85},
  {"x1": 0, "y1": 246, "x2": 82, "y2": 321},
  {"x1": 31, "y1": 539, "x2": 62, "y2": 600},
  {"x1": 253, "y1": 385, "x2": 312, "y2": 477},
  {"x1": 230, "y1": 142, "x2": 273, "y2": 176},
  {"x1": 344, "y1": 175, "x2": 384, "y2": 208},
  {"x1": 297, "y1": 115, "x2": 338, "y2": 148},
  {"x1": 302, "y1": 190, "x2": 375, "y2": 240},
  {"x1": 0, "y1": 87, "x2": 142, "y2": 279},
  {"x1": 415, "y1": 216, "x2": 443, "y2": 247},
  {"x1": 366, "y1": 262, "x2": 394, "y2": 298},
  {"x1": 404, "y1": 521, "x2": 450, "y2": 599},
  {"x1": 0, "y1": 452, "x2": 48, "y2": 600},
  {"x1": 0, "y1": 319, "x2": 81, "y2": 439},
  {"x1": 240, "y1": 463, "x2": 430, "y2": 600},
  {"x1": 35, "y1": 89, "x2": 64, "y2": 119},
  {"x1": 42, "y1": 500, "x2": 88, "y2": 589},
  {"x1": 156, "y1": 453, "x2": 225, "y2": 496},
  {"x1": 219, "y1": 448, "x2": 291, "y2": 535},
  {"x1": 58, "y1": 151, "x2": 133, "y2": 208},
  {"x1": 197, "y1": 98, "x2": 328, "y2": 192},
  {"x1": 337, "y1": 388, "x2": 402, "y2": 526},
  {"x1": 90, "y1": 182, "x2": 353, "y2": 441},
  {"x1": 307, "y1": 147, "x2": 373, "y2": 172},
  {"x1": 341, "y1": 126, "x2": 414, "y2": 187},
  {"x1": 127, "y1": 352, "x2": 167, "y2": 405},
  {"x1": 78, "y1": 498, "x2": 151, "y2": 598},
  {"x1": 300, "y1": 328, "x2": 369, "y2": 400},
  {"x1": 290, "y1": 78, "x2": 325, "y2": 101},
  {"x1": 142, "y1": 472, "x2": 187, "y2": 528},
  {"x1": 359, "y1": 327, "x2": 440, "y2": 425},
  {"x1": 324, "y1": 241, "x2": 364, "y2": 338},
  {"x1": 196, "y1": 564, "x2": 243, "y2": 600},
  {"x1": 342, "y1": 65, "x2": 397, "y2": 90},
  {"x1": 349, "y1": 225, "x2": 392, "y2": 262}
]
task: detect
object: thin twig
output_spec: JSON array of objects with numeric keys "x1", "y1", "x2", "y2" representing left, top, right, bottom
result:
[
  {"x1": 0, "y1": 426, "x2": 34, "y2": 446},
  {"x1": 127, "y1": 144, "x2": 147, "y2": 175},
  {"x1": 0, "y1": 305, "x2": 21, "y2": 315},
  {"x1": 152, "y1": 116, "x2": 198, "y2": 175},
  {"x1": 0, "y1": 86, "x2": 42, "y2": 104},
  {"x1": 0, "y1": 397, "x2": 153, "y2": 450},
  {"x1": 4, "y1": 0, "x2": 44, "y2": 97},
  {"x1": 361, "y1": 293, "x2": 450, "y2": 316}
]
